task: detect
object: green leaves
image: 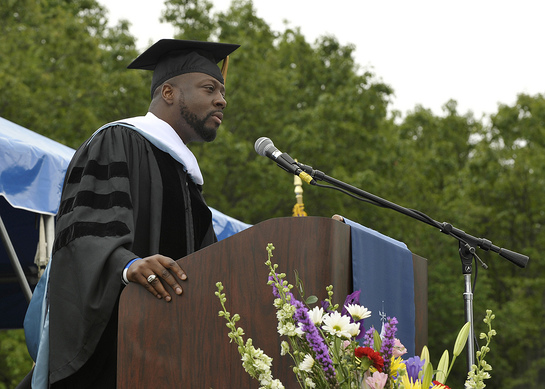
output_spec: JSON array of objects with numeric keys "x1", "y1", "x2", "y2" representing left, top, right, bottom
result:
[
  {"x1": 0, "y1": 330, "x2": 34, "y2": 389},
  {"x1": 0, "y1": 0, "x2": 148, "y2": 148},
  {"x1": 373, "y1": 329, "x2": 382, "y2": 352},
  {"x1": 161, "y1": 0, "x2": 215, "y2": 41}
]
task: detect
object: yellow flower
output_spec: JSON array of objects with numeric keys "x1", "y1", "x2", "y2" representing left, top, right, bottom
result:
[
  {"x1": 400, "y1": 374, "x2": 447, "y2": 389},
  {"x1": 389, "y1": 356, "x2": 406, "y2": 379},
  {"x1": 401, "y1": 375, "x2": 423, "y2": 389}
]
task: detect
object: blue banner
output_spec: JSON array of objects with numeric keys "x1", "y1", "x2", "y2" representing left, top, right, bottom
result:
[{"x1": 347, "y1": 218, "x2": 416, "y2": 356}]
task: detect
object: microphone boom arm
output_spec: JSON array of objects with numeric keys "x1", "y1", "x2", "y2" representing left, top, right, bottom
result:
[{"x1": 297, "y1": 162, "x2": 529, "y2": 268}]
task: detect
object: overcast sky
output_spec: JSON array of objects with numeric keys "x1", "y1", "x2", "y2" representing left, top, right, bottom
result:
[{"x1": 100, "y1": 0, "x2": 545, "y2": 119}]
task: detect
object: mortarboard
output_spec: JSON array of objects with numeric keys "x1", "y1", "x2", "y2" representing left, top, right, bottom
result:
[{"x1": 127, "y1": 39, "x2": 240, "y2": 98}]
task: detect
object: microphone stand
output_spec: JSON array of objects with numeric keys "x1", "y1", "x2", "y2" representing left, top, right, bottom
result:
[{"x1": 296, "y1": 162, "x2": 529, "y2": 372}]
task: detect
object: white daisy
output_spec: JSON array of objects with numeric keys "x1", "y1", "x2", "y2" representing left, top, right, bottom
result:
[
  {"x1": 347, "y1": 322, "x2": 361, "y2": 338},
  {"x1": 299, "y1": 354, "x2": 315, "y2": 372},
  {"x1": 345, "y1": 303, "x2": 371, "y2": 322},
  {"x1": 308, "y1": 306, "x2": 325, "y2": 326},
  {"x1": 322, "y1": 311, "x2": 358, "y2": 338}
]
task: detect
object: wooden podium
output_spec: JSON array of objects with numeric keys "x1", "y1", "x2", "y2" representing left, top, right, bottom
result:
[{"x1": 118, "y1": 217, "x2": 427, "y2": 388}]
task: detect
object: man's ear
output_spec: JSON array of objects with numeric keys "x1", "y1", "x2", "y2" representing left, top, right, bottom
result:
[{"x1": 160, "y1": 83, "x2": 176, "y2": 104}]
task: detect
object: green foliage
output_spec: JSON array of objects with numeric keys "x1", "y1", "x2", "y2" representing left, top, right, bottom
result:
[
  {"x1": 0, "y1": 0, "x2": 149, "y2": 148},
  {"x1": 461, "y1": 93, "x2": 545, "y2": 387},
  {"x1": 1, "y1": 0, "x2": 543, "y2": 387},
  {"x1": 161, "y1": 0, "x2": 215, "y2": 41},
  {"x1": 0, "y1": 330, "x2": 33, "y2": 388}
]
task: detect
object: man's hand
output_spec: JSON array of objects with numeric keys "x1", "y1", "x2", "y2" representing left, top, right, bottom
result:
[{"x1": 126, "y1": 254, "x2": 187, "y2": 302}]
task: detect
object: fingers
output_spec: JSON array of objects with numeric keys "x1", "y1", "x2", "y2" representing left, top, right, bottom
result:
[
  {"x1": 158, "y1": 255, "x2": 187, "y2": 281},
  {"x1": 127, "y1": 255, "x2": 188, "y2": 302},
  {"x1": 139, "y1": 273, "x2": 168, "y2": 301}
]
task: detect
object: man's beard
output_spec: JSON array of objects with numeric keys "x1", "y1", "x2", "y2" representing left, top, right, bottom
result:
[{"x1": 179, "y1": 99, "x2": 218, "y2": 142}]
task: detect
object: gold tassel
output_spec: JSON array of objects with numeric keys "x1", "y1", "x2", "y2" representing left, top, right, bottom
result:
[
  {"x1": 292, "y1": 174, "x2": 308, "y2": 217},
  {"x1": 221, "y1": 56, "x2": 230, "y2": 83}
]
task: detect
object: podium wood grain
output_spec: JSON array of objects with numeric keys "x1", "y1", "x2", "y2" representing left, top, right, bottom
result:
[{"x1": 118, "y1": 217, "x2": 352, "y2": 388}]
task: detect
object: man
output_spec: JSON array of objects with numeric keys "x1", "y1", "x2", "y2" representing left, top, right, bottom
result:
[{"x1": 41, "y1": 39, "x2": 239, "y2": 388}]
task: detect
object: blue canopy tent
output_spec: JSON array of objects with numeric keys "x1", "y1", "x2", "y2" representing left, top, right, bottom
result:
[{"x1": 0, "y1": 116, "x2": 250, "y2": 329}]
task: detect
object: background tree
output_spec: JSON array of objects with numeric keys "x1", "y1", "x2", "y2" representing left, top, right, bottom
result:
[
  {"x1": 459, "y1": 93, "x2": 545, "y2": 387},
  {"x1": 0, "y1": 0, "x2": 149, "y2": 148},
  {"x1": 387, "y1": 101, "x2": 486, "y2": 383}
]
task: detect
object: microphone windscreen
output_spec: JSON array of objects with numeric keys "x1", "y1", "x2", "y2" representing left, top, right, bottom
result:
[{"x1": 254, "y1": 137, "x2": 273, "y2": 156}]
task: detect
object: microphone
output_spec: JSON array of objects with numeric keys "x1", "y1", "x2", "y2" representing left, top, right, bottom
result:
[{"x1": 254, "y1": 137, "x2": 315, "y2": 184}]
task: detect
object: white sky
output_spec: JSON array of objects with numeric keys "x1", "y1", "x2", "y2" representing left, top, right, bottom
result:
[{"x1": 100, "y1": 0, "x2": 545, "y2": 119}]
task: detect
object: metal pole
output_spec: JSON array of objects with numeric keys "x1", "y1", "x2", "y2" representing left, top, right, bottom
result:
[
  {"x1": 0, "y1": 214, "x2": 32, "y2": 302},
  {"x1": 459, "y1": 242, "x2": 476, "y2": 373},
  {"x1": 463, "y1": 273, "x2": 475, "y2": 370}
]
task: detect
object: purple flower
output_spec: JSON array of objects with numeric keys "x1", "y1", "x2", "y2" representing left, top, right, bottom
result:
[
  {"x1": 363, "y1": 326, "x2": 375, "y2": 348},
  {"x1": 341, "y1": 290, "x2": 361, "y2": 316},
  {"x1": 380, "y1": 317, "x2": 398, "y2": 375},
  {"x1": 268, "y1": 275, "x2": 283, "y2": 299},
  {"x1": 269, "y1": 273, "x2": 336, "y2": 383},
  {"x1": 321, "y1": 299, "x2": 331, "y2": 312},
  {"x1": 404, "y1": 356, "x2": 425, "y2": 383},
  {"x1": 292, "y1": 298, "x2": 336, "y2": 383}
]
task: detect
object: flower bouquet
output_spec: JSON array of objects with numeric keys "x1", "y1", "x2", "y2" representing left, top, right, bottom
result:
[{"x1": 215, "y1": 243, "x2": 496, "y2": 388}]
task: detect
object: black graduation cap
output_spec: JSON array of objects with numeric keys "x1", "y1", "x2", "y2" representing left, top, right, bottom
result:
[{"x1": 127, "y1": 39, "x2": 240, "y2": 97}]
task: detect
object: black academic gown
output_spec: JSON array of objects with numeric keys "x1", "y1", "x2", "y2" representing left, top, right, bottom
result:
[{"x1": 48, "y1": 125, "x2": 217, "y2": 388}]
